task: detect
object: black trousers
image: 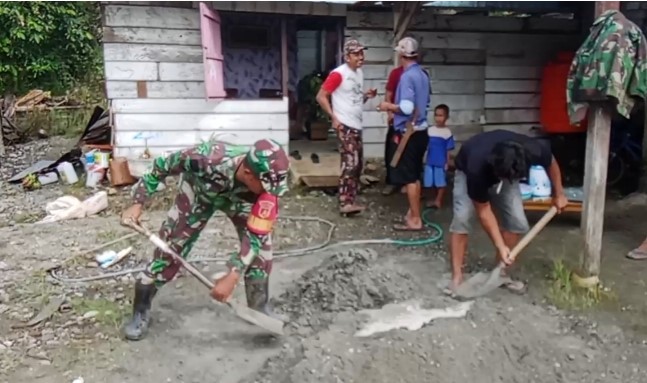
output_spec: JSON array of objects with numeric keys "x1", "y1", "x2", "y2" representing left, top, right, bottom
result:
[
  {"x1": 384, "y1": 122, "x2": 397, "y2": 186},
  {"x1": 389, "y1": 130, "x2": 428, "y2": 186}
]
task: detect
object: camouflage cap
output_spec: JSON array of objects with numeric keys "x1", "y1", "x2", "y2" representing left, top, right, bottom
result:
[
  {"x1": 344, "y1": 39, "x2": 366, "y2": 55},
  {"x1": 246, "y1": 139, "x2": 290, "y2": 197}
]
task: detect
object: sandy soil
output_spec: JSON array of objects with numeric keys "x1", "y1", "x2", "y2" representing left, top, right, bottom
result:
[{"x1": 2, "y1": 143, "x2": 647, "y2": 382}]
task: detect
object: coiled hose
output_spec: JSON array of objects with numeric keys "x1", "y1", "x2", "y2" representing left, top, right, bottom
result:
[{"x1": 49, "y1": 208, "x2": 444, "y2": 283}]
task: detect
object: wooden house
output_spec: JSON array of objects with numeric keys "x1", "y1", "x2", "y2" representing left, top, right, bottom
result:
[{"x1": 100, "y1": 1, "x2": 647, "y2": 173}]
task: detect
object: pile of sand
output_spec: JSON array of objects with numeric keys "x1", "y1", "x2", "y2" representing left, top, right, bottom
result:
[
  {"x1": 252, "y1": 248, "x2": 646, "y2": 383},
  {"x1": 274, "y1": 248, "x2": 418, "y2": 332}
]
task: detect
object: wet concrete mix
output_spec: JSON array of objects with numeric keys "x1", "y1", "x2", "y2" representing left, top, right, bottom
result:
[{"x1": 247, "y1": 248, "x2": 647, "y2": 383}]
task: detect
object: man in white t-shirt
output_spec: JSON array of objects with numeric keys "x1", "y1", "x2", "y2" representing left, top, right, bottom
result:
[{"x1": 316, "y1": 39, "x2": 377, "y2": 216}]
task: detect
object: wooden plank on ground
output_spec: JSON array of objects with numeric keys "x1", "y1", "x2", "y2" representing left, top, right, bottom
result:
[{"x1": 289, "y1": 153, "x2": 340, "y2": 187}]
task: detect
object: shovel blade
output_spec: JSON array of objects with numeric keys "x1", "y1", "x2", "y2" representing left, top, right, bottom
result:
[
  {"x1": 454, "y1": 266, "x2": 511, "y2": 299},
  {"x1": 229, "y1": 302, "x2": 285, "y2": 336}
]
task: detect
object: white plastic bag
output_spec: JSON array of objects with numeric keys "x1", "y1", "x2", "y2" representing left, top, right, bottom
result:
[
  {"x1": 82, "y1": 191, "x2": 108, "y2": 216},
  {"x1": 36, "y1": 191, "x2": 109, "y2": 224}
]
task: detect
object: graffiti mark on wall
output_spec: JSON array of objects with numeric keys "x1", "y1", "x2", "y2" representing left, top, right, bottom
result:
[{"x1": 132, "y1": 132, "x2": 162, "y2": 141}]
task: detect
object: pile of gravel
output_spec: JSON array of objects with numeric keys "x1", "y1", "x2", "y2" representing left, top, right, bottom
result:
[{"x1": 274, "y1": 248, "x2": 418, "y2": 331}]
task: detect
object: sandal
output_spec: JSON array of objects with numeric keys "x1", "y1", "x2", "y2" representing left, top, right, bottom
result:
[
  {"x1": 340, "y1": 204, "x2": 365, "y2": 217},
  {"x1": 627, "y1": 248, "x2": 647, "y2": 260},
  {"x1": 393, "y1": 223, "x2": 424, "y2": 232}
]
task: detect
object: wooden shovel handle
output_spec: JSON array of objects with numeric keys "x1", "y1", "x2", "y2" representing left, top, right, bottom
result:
[
  {"x1": 125, "y1": 219, "x2": 215, "y2": 289},
  {"x1": 508, "y1": 206, "x2": 558, "y2": 263},
  {"x1": 390, "y1": 124, "x2": 414, "y2": 168}
]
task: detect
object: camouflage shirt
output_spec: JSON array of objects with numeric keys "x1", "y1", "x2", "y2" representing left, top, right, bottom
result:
[
  {"x1": 132, "y1": 140, "x2": 287, "y2": 276},
  {"x1": 567, "y1": 10, "x2": 647, "y2": 124},
  {"x1": 131, "y1": 140, "x2": 251, "y2": 205}
]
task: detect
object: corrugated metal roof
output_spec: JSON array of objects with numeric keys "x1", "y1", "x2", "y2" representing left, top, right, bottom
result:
[
  {"x1": 422, "y1": 1, "x2": 566, "y2": 12},
  {"x1": 350, "y1": 1, "x2": 577, "y2": 13}
]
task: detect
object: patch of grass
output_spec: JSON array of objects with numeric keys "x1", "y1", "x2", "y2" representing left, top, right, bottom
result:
[
  {"x1": 71, "y1": 297, "x2": 128, "y2": 331},
  {"x1": 12, "y1": 212, "x2": 42, "y2": 224},
  {"x1": 546, "y1": 258, "x2": 616, "y2": 310}
]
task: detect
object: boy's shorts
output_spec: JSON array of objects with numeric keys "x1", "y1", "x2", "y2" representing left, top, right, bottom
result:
[{"x1": 423, "y1": 165, "x2": 447, "y2": 188}]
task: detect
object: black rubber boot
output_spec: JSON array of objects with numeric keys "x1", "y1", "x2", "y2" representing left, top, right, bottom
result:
[
  {"x1": 245, "y1": 278, "x2": 287, "y2": 322},
  {"x1": 122, "y1": 281, "x2": 158, "y2": 341}
]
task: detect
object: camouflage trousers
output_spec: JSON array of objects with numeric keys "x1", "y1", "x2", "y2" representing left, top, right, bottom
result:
[
  {"x1": 338, "y1": 125, "x2": 363, "y2": 207},
  {"x1": 141, "y1": 180, "x2": 272, "y2": 287}
]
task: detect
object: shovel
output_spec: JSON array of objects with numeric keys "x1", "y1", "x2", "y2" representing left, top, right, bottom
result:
[
  {"x1": 124, "y1": 219, "x2": 285, "y2": 336},
  {"x1": 454, "y1": 206, "x2": 558, "y2": 299}
]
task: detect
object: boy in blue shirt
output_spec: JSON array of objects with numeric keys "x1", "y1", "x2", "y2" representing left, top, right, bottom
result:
[{"x1": 424, "y1": 104, "x2": 455, "y2": 209}]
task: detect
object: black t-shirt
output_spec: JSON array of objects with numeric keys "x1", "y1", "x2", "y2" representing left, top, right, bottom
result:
[{"x1": 454, "y1": 130, "x2": 553, "y2": 203}]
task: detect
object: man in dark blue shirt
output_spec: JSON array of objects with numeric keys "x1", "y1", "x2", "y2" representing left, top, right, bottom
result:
[
  {"x1": 448, "y1": 130, "x2": 569, "y2": 294},
  {"x1": 378, "y1": 37, "x2": 430, "y2": 231}
]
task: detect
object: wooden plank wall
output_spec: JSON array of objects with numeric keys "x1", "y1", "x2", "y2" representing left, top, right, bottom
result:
[
  {"x1": 623, "y1": 2, "x2": 647, "y2": 27},
  {"x1": 346, "y1": 10, "x2": 583, "y2": 158},
  {"x1": 210, "y1": 1, "x2": 347, "y2": 16},
  {"x1": 102, "y1": 4, "x2": 288, "y2": 159}
]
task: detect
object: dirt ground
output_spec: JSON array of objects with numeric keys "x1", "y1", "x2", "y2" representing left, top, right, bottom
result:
[{"x1": 2, "y1": 140, "x2": 647, "y2": 383}]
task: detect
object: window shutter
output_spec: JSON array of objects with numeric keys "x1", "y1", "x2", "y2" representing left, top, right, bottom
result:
[{"x1": 200, "y1": 2, "x2": 226, "y2": 99}]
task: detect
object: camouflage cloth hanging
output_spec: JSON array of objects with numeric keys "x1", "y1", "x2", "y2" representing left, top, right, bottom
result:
[{"x1": 567, "y1": 10, "x2": 647, "y2": 124}]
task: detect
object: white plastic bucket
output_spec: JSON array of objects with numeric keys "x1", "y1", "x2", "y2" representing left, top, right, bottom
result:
[
  {"x1": 94, "y1": 152, "x2": 110, "y2": 168},
  {"x1": 85, "y1": 166, "x2": 105, "y2": 188}
]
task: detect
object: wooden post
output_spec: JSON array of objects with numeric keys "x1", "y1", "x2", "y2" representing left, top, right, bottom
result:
[
  {"x1": 578, "y1": 1, "x2": 619, "y2": 280},
  {"x1": 580, "y1": 104, "x2": 612, "y2": 278},
  {"x1": 392, "y1": 2, "x2": 421, "y2": 66}
]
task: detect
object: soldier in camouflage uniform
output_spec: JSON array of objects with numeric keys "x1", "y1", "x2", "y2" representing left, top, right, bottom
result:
[
  {"x1": 567, "y1": 9, "x2": 647, "y2": 124},
  {"x1": 120, "y1": 138, "x2": 289, "y2": 341}
]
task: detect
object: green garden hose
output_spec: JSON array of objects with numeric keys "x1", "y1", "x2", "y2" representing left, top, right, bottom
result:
[
  {"x1": 49, "y1": 208, "x2": 445, "y2": 283},
  {"x1": 391, "y1": 208, "x2": 444, "y2": 246}
]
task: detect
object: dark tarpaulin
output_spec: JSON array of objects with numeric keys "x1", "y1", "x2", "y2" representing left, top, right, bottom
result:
[{"x1": 8, "y1": 106, "x2": 111, "y2": 183}]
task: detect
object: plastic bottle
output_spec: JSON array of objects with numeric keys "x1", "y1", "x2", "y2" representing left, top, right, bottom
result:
[
  {"x1": 528, "y1": 165, "x2": 552, "y2": 198},
  {"x1": 56, "y1": 161, "x2": 79, "y2": 185}
]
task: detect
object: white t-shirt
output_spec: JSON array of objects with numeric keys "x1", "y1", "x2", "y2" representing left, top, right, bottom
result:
[{"x1": 321, "y1": 64, "x2": 364, "y2": 130}]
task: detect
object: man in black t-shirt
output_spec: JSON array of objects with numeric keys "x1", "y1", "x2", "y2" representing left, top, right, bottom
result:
[{"x1": 448, "y1": 130, "x2": 568, "y2": 294}]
